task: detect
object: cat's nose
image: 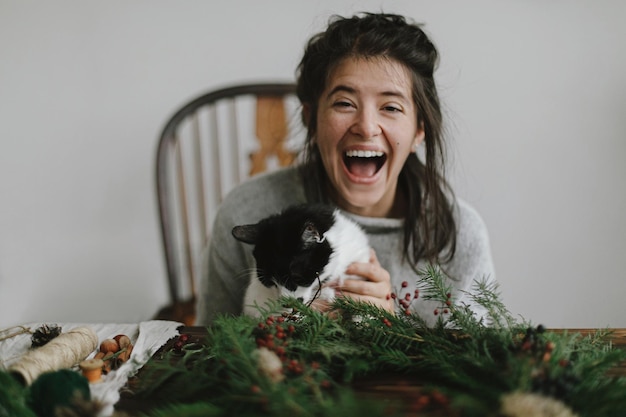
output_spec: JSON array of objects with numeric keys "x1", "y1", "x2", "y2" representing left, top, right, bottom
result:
[{"x1": 296, "y1": 297, "x2": 304, "y2": 302}]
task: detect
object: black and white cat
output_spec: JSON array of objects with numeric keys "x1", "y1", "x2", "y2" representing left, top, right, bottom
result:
[{"x1": 232, "y1": 204, "x2": 370, "y2": 317}]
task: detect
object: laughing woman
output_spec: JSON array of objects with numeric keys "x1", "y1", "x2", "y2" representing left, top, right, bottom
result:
[{"x1": 196, "y1": 12, "x2": 496, "y2": 326}]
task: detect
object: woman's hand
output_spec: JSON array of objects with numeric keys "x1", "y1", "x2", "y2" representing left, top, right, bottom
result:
[{"x1": 331, "y1": 249, "x2": 395, "y2": 314}]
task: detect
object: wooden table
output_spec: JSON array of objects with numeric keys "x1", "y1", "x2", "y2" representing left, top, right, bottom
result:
[{"x1": 117, "y1": 327, "x2": 626, "y2": 415}]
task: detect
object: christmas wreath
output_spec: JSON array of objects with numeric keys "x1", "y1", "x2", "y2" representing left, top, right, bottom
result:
[{"x1": 130, "y1": 266, "x2": 626, "y2": 417}]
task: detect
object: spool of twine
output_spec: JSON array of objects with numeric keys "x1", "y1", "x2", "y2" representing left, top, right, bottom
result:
[{"x1": 9, "y1": 326, "x2": 98, "y2": 385}]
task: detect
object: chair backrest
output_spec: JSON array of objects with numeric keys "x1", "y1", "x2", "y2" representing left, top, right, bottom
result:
[{"x1": 154, "y1": 82, "x2": 303, "y2": 324}]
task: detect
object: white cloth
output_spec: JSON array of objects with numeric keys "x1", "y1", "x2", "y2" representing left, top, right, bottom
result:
[{"x1": 0, "y1": 320, "x2": 182, "y2": 416}]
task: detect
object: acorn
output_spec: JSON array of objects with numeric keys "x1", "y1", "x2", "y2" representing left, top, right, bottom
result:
[
  {"x1": 114, "y1": 334, "x2": 132, "y2": 350},
  {"x1": 99, "y1": 338, "x2": 120, "y2": 354}
]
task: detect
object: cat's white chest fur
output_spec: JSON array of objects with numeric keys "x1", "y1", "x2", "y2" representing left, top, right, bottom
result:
[
  {"x1": 243, "y1": 210, "x2": 370, "y2": 317},
  {"x1": 318, "y1": 213, "x2": 370, "y2": 283},
  {"x1": 244, "y1": 279, "x2": 281, "y2": 317}
]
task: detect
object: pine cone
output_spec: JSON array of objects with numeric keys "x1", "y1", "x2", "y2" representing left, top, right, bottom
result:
[{"x1": 31, "y1": 324, "x2": 62, "y2": 348}]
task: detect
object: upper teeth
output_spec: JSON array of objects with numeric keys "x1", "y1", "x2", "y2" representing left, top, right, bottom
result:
[{"x1": 345, "y1": 150, "x2": 384, "y2": 158}]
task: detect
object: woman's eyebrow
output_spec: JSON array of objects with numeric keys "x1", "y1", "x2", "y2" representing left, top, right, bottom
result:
[
  {"x1": 326, "y1": 85, "x2": 409, "y2": 101},
  {"x1": 380, "y1": 90, "x2": 409, "y2": 102},
  {"x1": 326, "y1": 85, "x2": 355, "y2": 99}
]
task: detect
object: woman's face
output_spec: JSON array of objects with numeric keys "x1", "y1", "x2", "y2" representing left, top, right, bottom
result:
[{"x1": 314, "y1": 56, "x2": 424, "y2": 218}]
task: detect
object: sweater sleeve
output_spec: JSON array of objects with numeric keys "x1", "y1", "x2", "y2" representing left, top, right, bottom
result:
[
  {"x1": 195, "y1": 167, "x2": 307, "y2": 325},
  {"x1": 195, "y1": 198, "x2": 252, "y2": 325},
  {"x1": 446, "y1": 199, "x2": 497, "y2": 320}
]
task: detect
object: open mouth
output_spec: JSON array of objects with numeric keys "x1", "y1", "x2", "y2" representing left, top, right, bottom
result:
[{"x1": 343, "y1": 150, "x2": 387, "y2": 177}]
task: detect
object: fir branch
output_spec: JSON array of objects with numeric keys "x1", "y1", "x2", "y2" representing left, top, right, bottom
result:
[
  {"x1": 416, "y1": 264, "x2": 453, "y2": 304},
  {"x1": 465, "y1": 278, "x2": 517, "y2": 330}
]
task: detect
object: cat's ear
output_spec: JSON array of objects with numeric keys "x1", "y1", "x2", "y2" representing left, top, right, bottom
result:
[
  {"x1": 301, "y1": 222, "x2": 325, "y2": 248},
  {"x1": 232, "y1": 224, "x2": 259, "y2": 244}
]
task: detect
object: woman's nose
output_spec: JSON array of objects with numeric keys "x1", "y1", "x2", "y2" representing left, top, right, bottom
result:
[{"x1": 350, "y1": 107, "x2": 382, "y2": 139}]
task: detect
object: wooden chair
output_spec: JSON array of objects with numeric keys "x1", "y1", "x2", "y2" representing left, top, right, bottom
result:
[{"x1": 153, "y1": 83, "x2": 303, "y2": 325}]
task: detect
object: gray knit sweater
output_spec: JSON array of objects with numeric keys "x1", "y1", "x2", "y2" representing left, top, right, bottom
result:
[{"x1": 196, "y1": 166, "x2": 496, "y2": 326}]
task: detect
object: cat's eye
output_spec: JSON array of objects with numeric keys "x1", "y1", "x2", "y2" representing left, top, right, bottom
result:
[
  {"x1": 305, "y1": 225, "x2": 324, "y2": 242},
  {"x1": 302, "y1": 222, "x2": 323, "y2": 247}
]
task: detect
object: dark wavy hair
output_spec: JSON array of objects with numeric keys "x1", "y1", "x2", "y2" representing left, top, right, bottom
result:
[{"x1": 296, "y1": 12, "x2": 456, "y2": 266}]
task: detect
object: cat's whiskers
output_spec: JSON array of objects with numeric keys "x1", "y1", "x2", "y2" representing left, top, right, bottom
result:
[{"x1": 234, "y1": 268, "x2": 262, "y2": 283}]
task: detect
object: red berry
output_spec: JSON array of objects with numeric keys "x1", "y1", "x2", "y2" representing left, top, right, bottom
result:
[
  {"x1": 431, "y1": 390, "x2": 448, "y2": 405},
  {"x1": 409, "y1": 395, "x2": 430, "y2": 411},
  {"x1": 401, "y1": 281, "x2": 408, "y2": 288},
  {"x1": 434, "y1": 309, "x2": 439, "y2": 315}
]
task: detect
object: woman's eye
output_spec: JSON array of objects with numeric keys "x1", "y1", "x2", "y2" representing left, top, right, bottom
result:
[
  {"x1": 333, "y1": 100, "x2": 353, "y2": 108},
  {"x1": 382, "y1": 105, "x2": 402, "y2": 113}
]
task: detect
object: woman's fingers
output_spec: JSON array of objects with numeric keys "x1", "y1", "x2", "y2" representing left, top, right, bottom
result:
[
  {"x1": 333, "y1": 249, "x2": 394, "y2": 313},
  {"x1": 335, "y1": 288, "x2": 394, "y2": 313},
  {"x1": 315, "y1": 249, "x2": 395, "y2": 314}
]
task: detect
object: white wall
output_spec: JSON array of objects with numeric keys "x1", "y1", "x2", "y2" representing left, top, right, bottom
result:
[{"x1": 1, "y1": 0, "x2": 624, "y2": 329}]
